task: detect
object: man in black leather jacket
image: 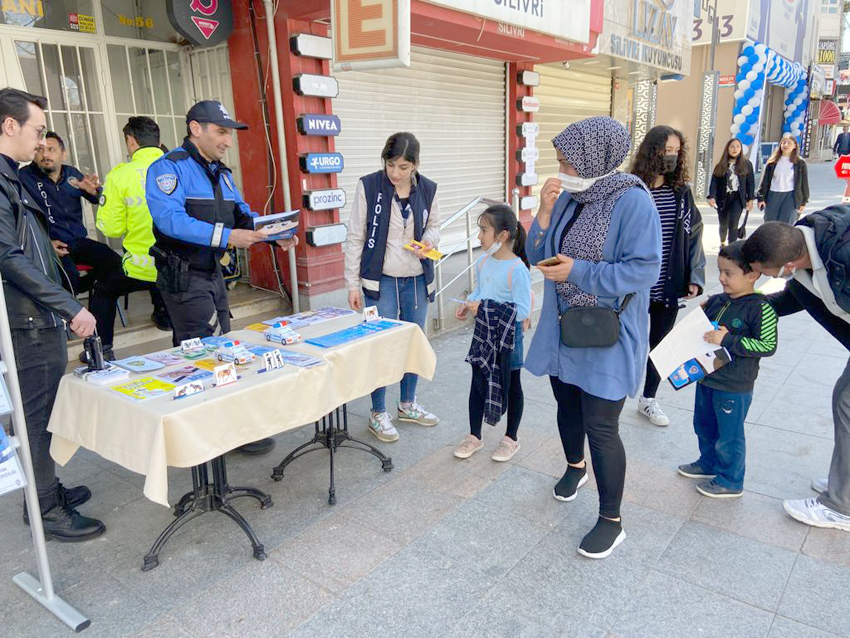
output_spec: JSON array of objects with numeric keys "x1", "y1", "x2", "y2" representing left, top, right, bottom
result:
[{"x1": 0, "y1": 87, "x2": 104, "y2": 541}]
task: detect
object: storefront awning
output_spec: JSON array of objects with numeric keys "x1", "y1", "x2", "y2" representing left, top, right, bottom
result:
[{"x1": 819, "y1": 100, "x2": 843, "y2": 125}]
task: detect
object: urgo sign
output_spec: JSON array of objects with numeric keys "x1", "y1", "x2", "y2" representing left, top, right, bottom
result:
[{"x1": 167, "y1": 0, "x2": 233, "y2": 47}]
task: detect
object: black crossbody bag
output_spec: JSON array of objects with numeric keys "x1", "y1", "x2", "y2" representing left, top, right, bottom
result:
[{"x1": 552, "y1": 203, "x2": 634, "y2": 348}]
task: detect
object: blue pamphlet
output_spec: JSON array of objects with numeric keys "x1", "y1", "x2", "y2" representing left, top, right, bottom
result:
[{"x1": 306, "y1": 320, "x2": 401, "y2": 348}]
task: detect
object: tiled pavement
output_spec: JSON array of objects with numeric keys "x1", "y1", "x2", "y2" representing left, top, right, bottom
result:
[{"x1": 2, "y1": 163, "x2": 849, "y2": 637}]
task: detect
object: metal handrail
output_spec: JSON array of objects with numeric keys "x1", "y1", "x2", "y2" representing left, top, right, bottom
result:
[{"x1": 431, "y1": 189, "x2": 520, "y2": 332}]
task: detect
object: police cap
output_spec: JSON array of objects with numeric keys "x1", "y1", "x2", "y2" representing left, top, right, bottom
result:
[{"x1": 186, "y1": 100, "x2": 248, "y2": 130}]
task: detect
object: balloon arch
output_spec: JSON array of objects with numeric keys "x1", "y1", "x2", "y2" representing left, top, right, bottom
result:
[{"x1": 730, "y1": 42, "x2": 808, "y2": 156}]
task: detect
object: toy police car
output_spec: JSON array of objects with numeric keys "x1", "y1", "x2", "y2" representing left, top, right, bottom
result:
[
  {"x1": 214, "y1": 340, "x2": 256, "y2": 365},
  {"x1": 263, "y1": 322, "x2": 302, "y2": 345}
]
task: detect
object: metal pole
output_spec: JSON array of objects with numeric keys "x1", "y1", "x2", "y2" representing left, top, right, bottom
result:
[
  {"x1": 511, "y1": 187, "x2": 520, "y2": 215},
  {"x1": 465, "y1": 204, "x2": 474, "y2": 292},
  {"x1": 0, "y1": 283, "x2": 89, "y2": 630},
  {"x1": 263, "y1": 0, "x2": 300, "y2": 312}
]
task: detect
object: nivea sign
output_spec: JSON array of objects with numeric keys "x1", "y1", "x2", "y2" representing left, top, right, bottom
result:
[
  {"x1": 300, "y1": 153, "x2": 344, "y2": 174},
  {"x1": 297, "y1": 114, "x2": 341, "y2": 137}
]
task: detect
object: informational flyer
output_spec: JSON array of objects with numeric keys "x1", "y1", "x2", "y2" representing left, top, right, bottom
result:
[
  {"x1": 145, "y1": 351, "x2": 184, "y2": 366},
  {"x1": 110, "y1": 377, "x2": 176, "y2": 401},
  {"x1": 650, "y1": 307, "x2": 730, "y2": 390},
  {"x1": 112, "y1": 356, "x2": 165, "y2": 373},
  {"x1": 156, "y1": 366, "x2": 212, "y2": 384},
  {"x1": 306, "y1": 320, "x2": 400, "y2": 348},
  {"x1": 0, "y1": 428, "x2": 26, "y2": 496}
]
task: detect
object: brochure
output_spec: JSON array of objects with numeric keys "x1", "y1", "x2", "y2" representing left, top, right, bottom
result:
[
  {"x1": 262, "y1": 306, "x2": 356, "y2": 329},
  {"x1": 280, "y1": 351, "x2": 325, "y2": 368},
  {"x1": 0, "y1": 428, "x2": 26, "y2": 496},
  {"x1": 193, "y1": 359, "x2": 219, "y2": 371},
  {"x1": 306, "y1": 320, "x2": 400, "y2": 348},
  {"x1": 110, "y1": 377, "x2": 176, "y2": 401},
  {"x1": 0, "y1": 375, "x2": 12, "y2": 415},
  {"x1": 73, "y1": 363, "x2": 131, "y2": 386},
  {"x1": 145, "y1": 351, "x2": 185, "y2": 366},
  {"x1": 650, "y1": 307, "x2": 731, "y2": 391},
  {"x1": 156, "y1": 365, "x2": 213, "y2": 384},
  {"x1": 112, "y1": 356, "x2": 165, "y2": 373},
  {"x1": 253, "y1": 209, "x2": 300, "y2": 241},
  {"x1": 245, "y1": 322, "x2": 269, "y2": 332}
]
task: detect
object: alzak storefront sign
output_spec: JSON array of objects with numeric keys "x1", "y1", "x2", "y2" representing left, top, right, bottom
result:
[
  {"x1": 332, "y1": 0, "x2": 411, "y2": 71},
  {"x1": 425, "y1": 0, "x2": 591, "y2": 44},
  {"x1": 166, "y1": 0, "x2": 233, "y2": 47},
  {"x1": 599, "y1": 0, "x2": 692, "y2": 75}
]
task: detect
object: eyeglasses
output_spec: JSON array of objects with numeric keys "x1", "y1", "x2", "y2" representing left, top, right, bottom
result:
[{"x1": 20, "y1": 121, "x2": 47, "y2": 139}]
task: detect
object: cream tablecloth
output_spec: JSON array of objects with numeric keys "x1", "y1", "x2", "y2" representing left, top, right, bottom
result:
[{"x1": 48, "y1": 315, "x2": 436, "y2": 507}]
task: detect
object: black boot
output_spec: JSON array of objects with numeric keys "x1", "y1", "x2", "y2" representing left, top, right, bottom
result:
[
  {"x1": 151, "y1": 310, "x2": 171, "y2": 332},
  {"x1": 237, "y1": 438, "x2": 276, "y2": 455},
  {"x1": 28, "y1": 490, "x2": 105, "y2": 542},
  {"x1": 23, "y1": 483, "x2": 91, "y2": 525}
]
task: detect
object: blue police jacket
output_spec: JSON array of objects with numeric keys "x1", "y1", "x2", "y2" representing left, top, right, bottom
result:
[
  {"x1": 19, "y1": 163, "x2": 101, "y2": 246},
  {"x1": 146, "y1": 138, "x2": 256, "y2": 272}
]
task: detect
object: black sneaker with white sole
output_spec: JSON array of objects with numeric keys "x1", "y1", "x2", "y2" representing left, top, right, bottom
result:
[
  {"x1": 553, "y1": 465, "x2": 588, "y2": 502},
  {"x1": 578, "y1": 517, "x2": 626, "y2": 559},
  {"x1": 696, "y1": 480, "x2": 743, "y2": 499},
  {"x1": 677, "y1": 462, "x2": 716, "y2": 479}
]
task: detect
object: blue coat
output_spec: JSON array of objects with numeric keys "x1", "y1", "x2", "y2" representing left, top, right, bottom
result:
[{"x1": 525, "y1": 189, "x2": 662, "y2": 401}]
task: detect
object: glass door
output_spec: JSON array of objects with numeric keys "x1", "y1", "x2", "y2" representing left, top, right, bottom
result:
[{"x1": 14, "y1": 38, "x2": 110, "y2": 178}]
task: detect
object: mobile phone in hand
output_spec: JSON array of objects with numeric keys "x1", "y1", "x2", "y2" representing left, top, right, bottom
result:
[{"x1": 536, "y1": 256, "x2": 561, "y2": 267}]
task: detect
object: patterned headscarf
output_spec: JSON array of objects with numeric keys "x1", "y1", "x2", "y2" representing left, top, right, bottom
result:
[{"x1": 551, "y1": 116, "x2": 647, "y2": 308}]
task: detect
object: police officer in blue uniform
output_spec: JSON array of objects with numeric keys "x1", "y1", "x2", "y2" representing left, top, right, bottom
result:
[{"x1": 146, "y1": 101, "x2": 297, "y2": 456}]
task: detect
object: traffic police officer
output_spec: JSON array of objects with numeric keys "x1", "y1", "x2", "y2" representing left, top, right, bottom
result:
[{"x1": 146, "y1": 101, "x2": 297, "y2": 456}]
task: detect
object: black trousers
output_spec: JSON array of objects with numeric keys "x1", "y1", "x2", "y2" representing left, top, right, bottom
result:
[
  {"x1": 60, "y1": 237, "x2": 124, "y2": 295},
  {"x1": 89, "y1": 274, "x2": 167, "y2": 348},
  {"x1": 10, "y1": 327, "x2": 67, "y2": 505},
  {"x1": 159, "y1": 270, "x2": 230, "y2": 346},
  {"x1": 550, "y1": 377, "x2": 626, "y2": 519},
  {"x1": 643, "y1": 300, "x2": 680, "y2": 398},
  {"x1": 717, "y1": 199, "x2": 744, "y2": 245},
  {"x1": 469, "y1": 351, "x2": 524, "y2": 441}
]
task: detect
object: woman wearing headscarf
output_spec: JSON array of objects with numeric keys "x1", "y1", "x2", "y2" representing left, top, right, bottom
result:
[{"x1": 526, "y1": 117, "x2": 662, "y2": 559}]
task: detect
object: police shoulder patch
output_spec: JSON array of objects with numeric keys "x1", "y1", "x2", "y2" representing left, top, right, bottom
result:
[{"x1": 156, "y1": 173, "x2": 178, "y2": 195}]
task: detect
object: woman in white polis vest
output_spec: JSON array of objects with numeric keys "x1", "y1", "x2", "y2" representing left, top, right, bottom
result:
[{"x1": 344, "y1": 132, "x2": 442, "y2": 443}]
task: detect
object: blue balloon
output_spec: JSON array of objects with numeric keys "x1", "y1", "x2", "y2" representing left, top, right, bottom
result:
[
  {"x1": 740, "y1": 122, "x2": 751, "y2": 134},
  {"x1": 745, "y1": 88, "x2": 755, "y2": 100},
  {"x1": 746, "y1": 113, "x2": 758, "y2": 124},
  {"x1": 743, "y1": 45, "x2": 755, "y2": 55},
  {"x1": 756, "y1": 72, "x2": 765, "y2": 85},
  {"x1": 749, "y1": 55, "x2": 759, "y2": 65}
]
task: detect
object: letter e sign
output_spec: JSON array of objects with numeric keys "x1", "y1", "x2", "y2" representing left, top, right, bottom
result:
[{"x1": 333, "y1": 0, "x2": 405, "y2": 66}]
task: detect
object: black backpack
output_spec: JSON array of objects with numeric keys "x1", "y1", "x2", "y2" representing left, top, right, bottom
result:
[{"x1": 797, "y1": 205, "x2": 850, "y2": 313}]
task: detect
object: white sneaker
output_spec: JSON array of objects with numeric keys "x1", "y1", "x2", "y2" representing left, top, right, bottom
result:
[
  {"x1": 812, "y1": 478, "x2": 829, "y2": 494},
  {"x1": 783, "y1": 497, "x2": 850, "y2": 532},
  {"x1": 397, "y1": 401, "x2": 439, "y2": 426},
  {"x1": 638, "y1": 397, "x2": 670, "y2": 427},
  {"x1": 368, "y1": 412, "x2": 399, "y2": 443}
]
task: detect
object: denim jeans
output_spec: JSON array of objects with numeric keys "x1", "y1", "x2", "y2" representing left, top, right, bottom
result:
[
  {"x1": 370, "y1": 275, "x2": 429, "y2": 412},
  {"x1": 693, "y1": 384, "x2": 752, "y2": 490},
  {"x1": 10, "y1": 327, "x2": 67, "y2": 502}
]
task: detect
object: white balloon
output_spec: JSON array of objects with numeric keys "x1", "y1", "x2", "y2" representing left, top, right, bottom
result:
[
  {"x1": 739, "y1": 79, "x2": 750, "y2": 90},
  {"x1": 793, "y1": 97, "x2": 803, "y2": 106},
  {"x1": 742, "y1": 144, "x2": 749, "y2": 154},
  {"x1": 755, "y1": 43, "x2": 766, "y2": 54},
  {"x1": 738, "y1": 55, "x2": 748, "y2": 66},
  {"x1": 746, "y1": 71, "x2": 757, "y2": 82},
  {"x1": 749, "y1": 95, "x2": 761, "y2": 106},
  {"x1": 742, "y1": 105, "x2": 753, "y2": 116},
  {"x1": 734, "y1": 90, "x2": 744, "y2": 99},
  {"x1": 755, "y1": 89, "x2": 764, "y2": 99},
  {"x1": 733, "y1": 113, "x2": 745, "y2": 124},
  {"x1": 731, "y1": 124, "x2": 741, "y2": 135}
]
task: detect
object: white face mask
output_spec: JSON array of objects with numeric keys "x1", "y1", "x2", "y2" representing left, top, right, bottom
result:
[
  {"x1": 558, "y1": 170, "x2": 616, "y2": 193},
  {"x1": 775, "y1": 264, "x2": 797, "y2": 280},
  {"x1": 485, "y1": 241, "x2": 503, "y2": 256}
]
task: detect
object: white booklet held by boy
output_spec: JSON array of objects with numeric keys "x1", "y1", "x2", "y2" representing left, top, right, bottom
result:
[
  {"x1": 253, "y1": 209, "x2": 300, "y2": 242},
  {"x1": 649, "y1": 306, "x2": 731, "y2": 390}
]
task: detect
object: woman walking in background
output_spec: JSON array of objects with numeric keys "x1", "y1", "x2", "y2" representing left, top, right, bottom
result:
[
  {"x1": 757, "y1": 133, "x2": 809, "y2": 224},
  {"x1": 708, "y1": 138, "x2": 755, "y2": 245}
]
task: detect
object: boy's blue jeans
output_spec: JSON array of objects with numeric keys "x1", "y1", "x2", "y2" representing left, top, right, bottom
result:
[
  {"x1": 370, "y1": 275, "x2": 429, "y2": 413},
  {"x1": 693, "y1": 384, "x2": 752, "y2": 490}
]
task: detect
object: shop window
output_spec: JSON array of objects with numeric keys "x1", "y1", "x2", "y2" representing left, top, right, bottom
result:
[
  {"x1": 1, "y1": 0, "x2": 97, "y2": 34},
  {"x1": 102, "y1": 0, "x2": 178, "y2": 43},
  {"x1": 106, "y1": 43, "x2": 188, "y2": 156},
  {"x1": 14, "y1": 40, "x2": 107, "y2": 177}
]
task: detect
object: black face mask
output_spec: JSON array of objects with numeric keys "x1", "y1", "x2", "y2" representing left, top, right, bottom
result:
[{"x1": 663, "y1": 155, "x2": 678, "y2": 174}]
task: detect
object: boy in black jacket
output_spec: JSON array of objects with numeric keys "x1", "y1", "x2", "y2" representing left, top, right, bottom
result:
[{"x1": 678, "y1": 241, "x2": 778, "y2": 498}]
